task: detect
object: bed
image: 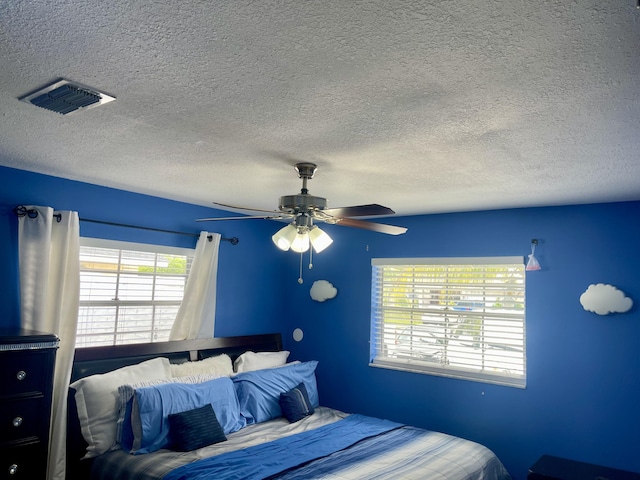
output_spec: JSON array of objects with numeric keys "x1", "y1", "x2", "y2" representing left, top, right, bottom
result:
[{"x1": 66, "y1": 333, "x2": 511, "y2": 480}]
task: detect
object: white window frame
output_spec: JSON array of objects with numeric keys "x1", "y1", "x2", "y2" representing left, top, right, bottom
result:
[
  {"x1": 77, "y1": 238, "x2": 194, "y2": 348},
  {"x1": 370, "y1": 257, "x2": 526, "y2": 388}
]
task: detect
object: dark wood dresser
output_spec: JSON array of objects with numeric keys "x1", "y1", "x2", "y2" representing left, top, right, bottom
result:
[
  {"x1": 0, "y1": 328, "x2": 58, "y2": 479},
  {"x1": 528, "y1": 455, "x2": 640, "y2": 480}
]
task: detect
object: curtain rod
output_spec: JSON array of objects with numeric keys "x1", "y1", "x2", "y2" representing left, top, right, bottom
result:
[
  {"x1": 80, "y1": 218, "x2": 239, "y2": 244},
  {"x1": 13, "y1": 206, "x2": 239, "y2": 245}
]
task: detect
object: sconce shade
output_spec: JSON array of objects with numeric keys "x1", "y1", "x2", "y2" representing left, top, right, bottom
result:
[
  {"x1": 308, "y1": 226, "x2": 333, "y2": 253},
  {"x1": 526, "y1": 253, "x2": 541, "y2": 271},
  {"x1": 272, "y1": 224, "x2": 298, "y2": 251},
  {"x1": 526, "y1": 239, "x2": 541, "y2": 271}
]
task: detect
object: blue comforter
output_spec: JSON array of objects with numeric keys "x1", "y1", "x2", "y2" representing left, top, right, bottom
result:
[
  {"x1": 92, "y1": 408, "x2": 511, "y2": 480},
  {"x1": 163, "y1": 415, "x2": 401, "y2": 480}
]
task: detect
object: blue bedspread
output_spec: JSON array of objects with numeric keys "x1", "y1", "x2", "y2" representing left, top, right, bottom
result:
[
  {"x1": 93, "y1": 408, "x2": 511, "y2": 480},
  {"x1": 162, "y1": 414, "x2": 401, "y2": 480}
]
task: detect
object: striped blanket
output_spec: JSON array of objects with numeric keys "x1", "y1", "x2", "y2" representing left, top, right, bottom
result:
[{"x1": 91, "y1": 407, "x2": 510, "y2": 480}]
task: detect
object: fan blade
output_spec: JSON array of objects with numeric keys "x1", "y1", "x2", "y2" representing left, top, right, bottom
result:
[
  {"x1": 212, "y1": 201, "x2": 282, "y2": 215},
  {"x1": 322, "y1": 204, "x2": 395, "y2": 218},
  {"x1": 196, "y1": 215, "x2": 292, "y2": 222},
  {"x1": 334, "y1": 217, "x2": 407, "y2": 235}
]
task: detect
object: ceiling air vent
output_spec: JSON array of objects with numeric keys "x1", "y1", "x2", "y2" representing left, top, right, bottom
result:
[{"x1": 19, "y1": 79, "x2": 115, "y2": 115}]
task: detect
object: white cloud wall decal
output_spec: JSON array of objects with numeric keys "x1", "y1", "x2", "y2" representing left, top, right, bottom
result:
[
  {"x1": 579, "y1": 283, "x2": 633, "y2": 315},
  {"x1": 310, "y1": 280, "x2": 337, "y2": 302}
]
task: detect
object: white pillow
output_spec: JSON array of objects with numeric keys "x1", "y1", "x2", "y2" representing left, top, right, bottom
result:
[
  {"x1": 70, "y1": 357, "x2": 171, "y2": 459},
  {"x1": 170, "y1": 354, "x2": 234, "y2": 378},
  {"x1": 233, "y1": 350, "x2": 290, "y2": 373}
]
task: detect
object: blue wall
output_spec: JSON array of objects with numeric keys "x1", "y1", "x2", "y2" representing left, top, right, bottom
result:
[
  {"x1": 1, "y1": 165, "x2": 639, "y2": 478},
  {"x1": 0, "y1": 165, "x2": 287, "y2": 335},
  {"x1": 283, "y1": 201, "x2": 640, "y2": 478}
]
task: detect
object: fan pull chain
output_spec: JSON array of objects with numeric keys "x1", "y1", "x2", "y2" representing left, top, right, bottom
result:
[
  {"x1": 298, "y1": 251, "x2": 304, "y2": 284},
  {"x1": 308, "y1": 247, "x2": 313, "y2": 269}
]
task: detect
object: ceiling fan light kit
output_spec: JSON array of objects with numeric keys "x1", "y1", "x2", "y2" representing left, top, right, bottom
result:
[
  {"x1": 198, "y1": 162, "x2": 407, "y2": 281},
  {"x1": 272, "y1": 224, "x2": 333, "y2": 254}
]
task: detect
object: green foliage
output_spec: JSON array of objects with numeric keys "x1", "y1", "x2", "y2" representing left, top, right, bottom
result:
[
  {"x1": 138, "y1": 255, "x2": 187, "y2": 274},
  {"x1": 378, "y1": 263, "x2": 524, "y2": 329}
]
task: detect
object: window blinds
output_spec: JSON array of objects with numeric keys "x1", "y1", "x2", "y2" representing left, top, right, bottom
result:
[
  {"x1": 370, "y1": 257, "x2": 526, "y2": 388},
  {"x1": 77, "y1": 238, "x2": 193, "y2": 347}
]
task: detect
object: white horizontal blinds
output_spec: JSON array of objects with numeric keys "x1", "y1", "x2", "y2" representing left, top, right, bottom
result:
[
  {"x1": 77, "y1": 239, "x2": 193, "y2": 348},
  {"x1": 371, "y1": 257, "x2": 526, "y2": 388}
]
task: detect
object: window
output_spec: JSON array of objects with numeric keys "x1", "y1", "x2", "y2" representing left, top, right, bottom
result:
[
  {"x1": 77, "y1": 238, "x2": 194, "y2": 348},
  {"x1": 370, "y1": 257, "x2": 526, "y2": 388}
]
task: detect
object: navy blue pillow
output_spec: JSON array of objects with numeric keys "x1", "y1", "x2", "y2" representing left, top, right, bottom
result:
[
  {"x1": 168, "y1": 404, "x2": 227, "y2": 451},
  {"x1": 279, "y1": 382, "x2": 315, "y2": 423}
]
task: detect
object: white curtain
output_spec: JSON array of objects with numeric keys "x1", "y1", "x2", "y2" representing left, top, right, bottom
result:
[
  {"x1": 18, "y1": 206, "x2": 80, "y2": 480},
  {"x1": 170, "y1": 231, "x2": 221, "y2": 340}
]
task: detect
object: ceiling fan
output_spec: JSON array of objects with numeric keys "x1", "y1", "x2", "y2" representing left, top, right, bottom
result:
[
  {"x1": 198, "y1": 161, "x2": 407, "y2": 237},
  {"x1": 197, "y1": 162, "x2": 407, "y2": 283}
]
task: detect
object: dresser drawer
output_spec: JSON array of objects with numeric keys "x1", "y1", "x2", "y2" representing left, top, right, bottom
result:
[
  {"x1": 0, "y1": 442, "x2": 46, "y2": 479},
  {"x1": 0, "y1": 397, "x2": 44, "y2": 444},
  {"x1": 0, "y1": 330, "x2": 57, "y2": 479},
  {"x1": 0, "y1": 350, "x2": 52, "y2": 398}
]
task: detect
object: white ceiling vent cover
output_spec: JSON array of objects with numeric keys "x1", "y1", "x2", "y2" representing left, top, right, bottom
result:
[{"x1": 19, "y1": 79, "x2": 115, "y2": 115}]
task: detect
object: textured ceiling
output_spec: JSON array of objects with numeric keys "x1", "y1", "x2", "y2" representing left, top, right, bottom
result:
[{"x1": 1, "y1": 1, "x2": 639, "y2": 218}]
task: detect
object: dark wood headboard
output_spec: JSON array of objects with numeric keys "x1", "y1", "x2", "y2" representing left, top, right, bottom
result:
[{"x1": 66, "y1": 333, "x2": 283, "y2": 479}]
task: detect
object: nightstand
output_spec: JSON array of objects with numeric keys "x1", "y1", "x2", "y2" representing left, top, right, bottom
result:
[
  {"x1": 528, "y1": 455, "x2": 640, "y2": 480},
  {"x1": 0, "y1": 328, "x2": 58, "y2": 479}
]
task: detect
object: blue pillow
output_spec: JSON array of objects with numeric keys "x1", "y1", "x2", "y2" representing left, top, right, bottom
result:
[
  {"x1": 131, "y1": 376, "x2": 245, "y2": 454},
  {"x1": 232, "y1": 361, "x2": 319, "y2": 425},
  {"x1": 279, "y1": 383, "x2": 315, "y2": 423},
  {"x1": 168, "y1": 404, "x2": 227, "y2": 451}
]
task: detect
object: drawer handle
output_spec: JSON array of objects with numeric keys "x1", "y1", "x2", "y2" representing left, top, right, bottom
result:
[
  {"x1": 8, "y1": 464, "x2": 18, "y2": 475},
  {"x1": 12, "y1": 417, "x2": 23, "y2": 427},
  {"x1": 16, "y1": 370, "x2": 26, "y2": 381}
]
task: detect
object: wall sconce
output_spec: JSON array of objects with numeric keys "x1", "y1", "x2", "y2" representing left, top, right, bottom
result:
[{"x1": 526, "y1": 239, "x2": 541, "y2": 271}]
